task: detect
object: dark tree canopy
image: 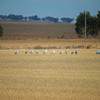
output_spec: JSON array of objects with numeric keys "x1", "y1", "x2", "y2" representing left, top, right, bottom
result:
[
  {"x1": 75, "y1": 11, "x2": 98, "y2": 37},
  {"x1": 97, "y1": 11, "x2": 100, "y2": 29}
]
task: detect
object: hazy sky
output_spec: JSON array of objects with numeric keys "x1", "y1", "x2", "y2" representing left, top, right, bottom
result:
[{"x1": 0, "y1": 0, "x2": 100, "y2": 18}]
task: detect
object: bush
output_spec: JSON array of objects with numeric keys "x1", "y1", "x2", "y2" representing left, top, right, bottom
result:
[{"x1": 0, "y1": 25, "x2": 3, "y2": 37}]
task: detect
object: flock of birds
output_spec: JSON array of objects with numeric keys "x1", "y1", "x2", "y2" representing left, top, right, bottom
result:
[{"x1": 14, "y1": 49, "x2": 78, "y2": 55}]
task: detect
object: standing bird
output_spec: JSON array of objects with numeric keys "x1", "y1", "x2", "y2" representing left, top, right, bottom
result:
[{"x1": 14, "y1": 49, "x2": 19, "y2": 55}]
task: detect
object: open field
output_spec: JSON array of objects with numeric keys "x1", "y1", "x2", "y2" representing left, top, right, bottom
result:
[
  {"x1": 0, "y1": 49, "x2": 100, "y2": 100},
  {"x1": 0, "y1": 22, "x2": 77, "y2": 39},
  {"x1": 0, "y1": 22, "x2": 100, "y2": 100},
  {"x1": 0, "y1": 39, "x2": 100, "y2": 49}
]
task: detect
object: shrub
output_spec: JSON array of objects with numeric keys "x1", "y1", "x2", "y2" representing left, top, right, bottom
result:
[{"x1": 0, "y1": 25, "x2": 3, "y2": 37}]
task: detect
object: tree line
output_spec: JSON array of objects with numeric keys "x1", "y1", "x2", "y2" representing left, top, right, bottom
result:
[{"x1": 0, "y1": 14, "x2": 74, "y2": 23}]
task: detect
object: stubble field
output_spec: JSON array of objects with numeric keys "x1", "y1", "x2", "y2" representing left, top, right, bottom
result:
[
  {"x1": 0, "y1": 22, "x2": 77, "y2": 39},
  {"x1": 0, "y1": 22, "x2": 100, "y2": 100},
  {"x1": 0, "y1": 49, "x2": 100, "y2": 100}
]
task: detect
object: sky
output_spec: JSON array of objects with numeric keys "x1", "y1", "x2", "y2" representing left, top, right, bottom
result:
[{"x1": 0, "y1": 0, "x2": 100, "y2": 18}]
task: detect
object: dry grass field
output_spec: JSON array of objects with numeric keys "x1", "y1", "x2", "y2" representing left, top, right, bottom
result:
[
  {"x1": 0, "y1": 39, "x2": 100, "y2": 49},
  {"x1": 0, "y1": 22, "x2": 100, "y2": 100},
  {"x1": 0, "y1": 22, "x2": 77, "y2": 39},
  {"x1": 0, "y1": 48, "x2": 100, "y2": 100}
]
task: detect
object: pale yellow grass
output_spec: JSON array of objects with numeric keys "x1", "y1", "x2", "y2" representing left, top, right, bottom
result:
[
  {"x1": 0, "y1": 49, "x2": 100, "y2": 100},
  {"x1": 0, "y1": 39, "x2": 100, "y2": 49}
]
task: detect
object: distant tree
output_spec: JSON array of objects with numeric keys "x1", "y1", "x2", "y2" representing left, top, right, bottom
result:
[
  {"x1": 0, "y1": 15, "x2": 8, "y2": 20},
  {"x1": 23, "y1": 17, "x2": 28, "y2": 22},
  {"x1": 33, "y1": 15, "x2": 40, "y2": 20},
  {"x1": 29, "y1": 15, "x2": 40, "y2": 21},
  {"x1": 7, "y1": 14, "x2": 23, "y2": 21},
  {"x1": 75, "y1": 11, "x2": 98, "y2": 37},
  {"x1": 0, "y1": 25, "x2": 3, "y2": 37},
  {"x1": 42, "y1": 16, "x2": 59, "y2": 23},
  {"x1": 61, "y1": 17, "x2": 73, "y2": 23}
]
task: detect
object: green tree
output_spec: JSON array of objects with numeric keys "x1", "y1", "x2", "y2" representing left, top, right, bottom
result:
[
  {"x1": 87, "y1": 16, "x2": 98, "y2": 36},
  {"x1": 97, "y1": 11, "x2": 100, "y2": 30},
  {"x1": 0, "y1": 25, "x2": 3, "y2": 37},
  {"x1": 75, "y1": 11, "x2": 98, "y2": 37}
]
